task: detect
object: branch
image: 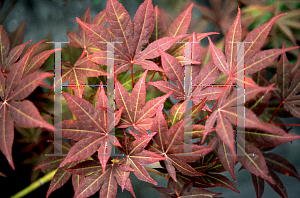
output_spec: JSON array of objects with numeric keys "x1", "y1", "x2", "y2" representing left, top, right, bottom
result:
[{"x1": 10, "y1": 169, "x2": 57, "y2": 198}]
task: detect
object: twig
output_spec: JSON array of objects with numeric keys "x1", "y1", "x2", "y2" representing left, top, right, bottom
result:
[
  {"x1": 10, "y1": 169, "x2": 57, "y2": 198},
  {"x1": 268, "y1": 101, "x2": 283, "y2": 123},
  {"x1": 144, "y1": 166, "x2": 169, "y2": 179}
]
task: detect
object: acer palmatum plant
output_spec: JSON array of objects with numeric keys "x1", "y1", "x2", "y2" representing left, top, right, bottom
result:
[
  {"x1": 0, "y1": 24, "x2": 58, "y2": 171},
  {"x1": 2, "y1": 0, "x2": 300, "y2": 198}
]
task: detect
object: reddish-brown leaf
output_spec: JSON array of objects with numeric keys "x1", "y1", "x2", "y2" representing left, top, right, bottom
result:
[
  {"x1": 9, "y1": 20, "x2": 26, "y2": 49},
  {"x1": 218, "y1": 140, "x2": 236, "y2": 182},
  {"x1": 251, "y1": 173, "x2": 265, "y2": 198},
  {"x1": 264, "y1": 153, "x2": 300, "y2": 182},
  {"x1": 9, "y1": 72, "x2": 53, "y2": 101},
  {"x1": 150, "y1": 5, "x2": 167, "y2": 42},
  {"x1": 237, "y1": 140, "x2": 274, "y2": 184},
  {"x1": 166, "y1": 3, "x2": 193, "y2": 37},
  {"x1": 266, "y1": 170, "x2": 288, "y2": 198},
  {"x1": 0, "y1": 105, "x2": 14, "y2": 169},
  {"x1": 8, "y1": 100, "x2": 54, "y2": 130}
]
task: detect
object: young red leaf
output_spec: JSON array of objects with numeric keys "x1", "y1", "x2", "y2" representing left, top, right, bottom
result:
[
  {"x1": 133, "y1": 0, "x2": 155, "y2": 53},
  {"x1": 0, "y1": 25, "x2": 10, "y2": 69},
  {"x1": 8, "y1": 100, "x2": 54, "y2": 130},
  {"x1": 148, "y1": 106, "x2": 212, "y2": 182},
  {"x1": 264, "y1": 153, "x2": 300, "y2": 182},
  {"x1": 166, "y1": 3, "x2": 193, "y2": 37},
  {"x1": 205, "y1": 173, "x2": 240, "y2": 193},
  {"x1": 237, "y1": 140, "x2": 274, "y2": 184},
  {"x1": 74, "y1": 164, "x2": 134, "y2": 198},
  {"x1": 251, "y1": 173, "x2": 265, "y2": 198},
  {"x1": 46, "y1": 167, "x2": 72, "y2": 198},
  {"x1": 0, "y1": 105, "x2": 14, "y2": 169},
  {"x1": 9, "y1": 20, "x2": 26, "y2": 49},
  {"x1": 266, "y1": 170, "x2": 288, "y2": 198},
  {"x1": 61, "y1": 91, "x2": 122, "y2": 173},
  {"x1": 116, "y1": 71, "x2": 172, "y2": 134},
  {"x1": 150, "y1": 5, "x2": 167, "y2": 42},
  {"x1": 65, "y1": 160, "x2": 101, "y2": 176},
  {"x1": 8, "y1": 72, "x2": 53, "y2": 101},
  {"x1": 218, "y1": 140, "x2": 236, "y2": 182},
  {"x1": 60, "y1": 56, "x2": 106, "y2": 98}
]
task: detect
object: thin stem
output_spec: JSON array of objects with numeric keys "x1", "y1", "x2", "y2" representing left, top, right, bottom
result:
[
  {"x1": 70, "y1": 88, "x2": 77, "y2": 120},
  {"x1": 268, "y1": 101, "x2": 283, "y2": 123},
  {"x1": 211, "y1": 77, "x2": 230, "y2": 111},
  {"x1": 112, "y1": 152, "x2": 122, "y2": 164},
  {"x1": 269, "y1": 123, "x2": 300, "y2": 127},
  {"x1": 128, "y1": 126, "x2": 134, "y2": 143},
  {"x1": 196, "y1": 115, "x2": 209, "y2": 124},
  {"x1": 131, "y1": 63, "x2": 134, "y2": 88},
  {"x1": 0, "y1": 0, "x2": 19, "y2": 24},
  {"x1": 10, "y1": 169, "x2": 57, "y2": 198},
  {"x1": 144, "y1": 167, "x2": 169, "y2": 179},
  {"x1": 173, "y1": 184, "x2": 179, "y2": 197},
  {"x1": 145, "y1": 72, "x2": 156, "y2": 90}
]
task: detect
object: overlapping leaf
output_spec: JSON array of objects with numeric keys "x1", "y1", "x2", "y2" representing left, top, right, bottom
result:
[
  {"x1": 208, "y1": 8, "x2": 299, "y2": 82},
  {"x1": 60, "y1": 54, "x2": 106, "y2": 97},
  {"x1": 58, "y1": 88, "x2": 123, "y2": 173},
  {"x1": 271, "y1": 46, "x2": 300, "y2": 119},
  {"x1": 0, "y1": 40, "x2": 55, "y2": 170},
  {"x1": 147, "y1": 105, "x2": 213, "y2": 182},
  {"x1": 115, "y1": 70, "x2": 172, "y2": 134},
  {"x1": 149, "y1": 45, "x2": 221, "y2": 104},
  {"x1": 202, "y1": 84, "x2": 276, "y2": 156},
  {"x1": 118, "y1": 131, "x2": 164, "y2": 185},
  {"x1": 68, "y1": 7, "x2": 106, "y2": 53},
  {"x1": 74, "y1": 162, "x2": 135, "y2": 198},
  {"x1": 76, "y1": 0, "x2": 190, "y2": 76},
  {"x1": 34, "y1": 141, "x2": 83, "y2": 198}
]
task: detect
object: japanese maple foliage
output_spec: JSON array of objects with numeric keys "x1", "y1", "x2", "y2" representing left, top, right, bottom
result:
[
  {"x1": 3, "y1": 0, "x2": 300, "y2": 198},
  {"x1": 0, "y1": 25, "x2": 57, "y2": 170}
]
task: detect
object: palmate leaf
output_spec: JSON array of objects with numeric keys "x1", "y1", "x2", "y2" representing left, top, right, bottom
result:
[
  {"x1": 77, "y1": 0, "x2": 191, "y2": 76},
  {"x1": 202, "y1": 84, "x2": 276, "y2": 156},
  {"x1": 74, "y1": 162, "x2": 135, "y2": 198},
  {"x1": 147, "y1": 105, "x2": 213, "y2": 182},
  {"x1": 67, "y1": 7, "x2": 106, "y2": 53},
  {"x1": 203, "y1": 173, "x2": 240, "y2": 194},
  {"x1": 217, "y1": 140, "x2": 236, "y2": 182},
  {"x1": 237, "y1": 140, "x2": 274, "y2": 184},
  {"x1": 271, "y1": 46, "x2": 300, "y2": 119},
  {"x1": 34, "y1": 141, "x2": 84, "y2": 198},
  {"x1": 249, "y1": 152, "x2": 300, "y2": 198},
  {"x1": 149, "y1": 46, "x2": 221, "y2": 104},
  {"x1": 0, "y1": 41, "x2": 55, "y2": 169},
  {"x1": 119, "y1": 132, "x2": 164, "y2": 185},
  {"x1": 60, "y1": 54, "x2": 106, "y2": 98},
  {"x1": 59, "y1": 90, "x2": 122, "y2": 173},
  {"x1": 115, "y1": 70, "x2": 172, "y2": 134},
  {"x1": 208, "y1": 8, "x2": 299, "y2": 83},
  {"x1": 251, "y1": 173, "x2": 264, "y2": 198},
  {"x1": 241, "y1": 123, "x2": 300, "y2": 148},
  {"x1": 264, "y1": 153, "x2": 300, "y2": 182}
]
